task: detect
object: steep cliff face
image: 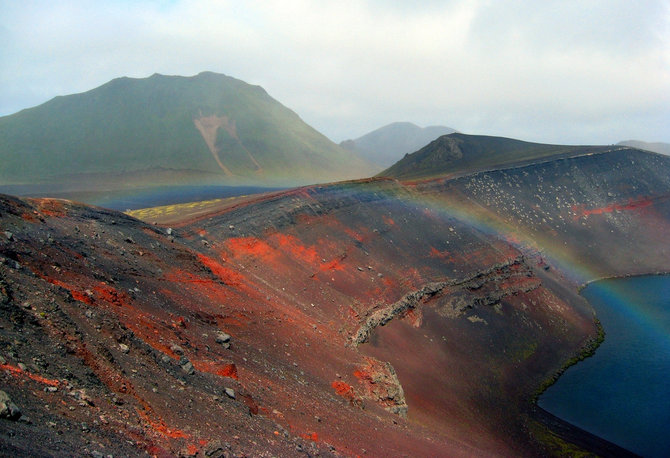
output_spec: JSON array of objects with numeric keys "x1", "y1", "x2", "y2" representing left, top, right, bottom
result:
[{"x1": 1, "y1": 145, "x2": 667, "y2": 456}]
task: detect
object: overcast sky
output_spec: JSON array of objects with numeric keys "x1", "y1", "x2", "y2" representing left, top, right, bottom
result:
[{"x1": 1, "y1": 0, "x2": 669, "y2": 144}]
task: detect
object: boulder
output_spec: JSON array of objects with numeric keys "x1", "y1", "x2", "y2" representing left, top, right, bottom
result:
[
  {"x1": 215, "y1": 331, "x2": 231, "y2": 343},
  {"x1": 0, "y1": 390, "x2": 22, "y2": 421}
]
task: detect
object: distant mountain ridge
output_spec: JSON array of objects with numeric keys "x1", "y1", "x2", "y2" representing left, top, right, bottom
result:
[
  {"x1": 380, "y1": 133, "x2": 614, "y2": 180},
  {"x1": 617, "y1": 140, "x2": 670, "y2": 156},
  {"x1": 340, "y1": 122, "x2": 457, "y2": 169},
  {"x1": 0, "y1": 72, "x2": 374, "y2": 194}
]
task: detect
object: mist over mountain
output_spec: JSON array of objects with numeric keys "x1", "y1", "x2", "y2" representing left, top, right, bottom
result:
[
  {"x1": 0, "y1": 72, "x2": 374, "y2": 195},
  {"x1": 617, "y1": 140, "x2": 670, "y2": 156},
  {"x1": 340, "y1": 122, "x2": 457, "y2": 169}
]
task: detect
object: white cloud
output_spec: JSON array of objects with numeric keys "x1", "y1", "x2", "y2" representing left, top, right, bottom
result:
[{"x1": 0, "y1": 0, "x2": 668, "y2": 144}]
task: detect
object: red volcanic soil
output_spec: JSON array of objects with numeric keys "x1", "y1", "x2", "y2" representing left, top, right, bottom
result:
[
  {"x1": 571, "y1": 196, "x2": 655, "y2": 220},
  {"x1": 2, "y1": 150, "x2": 667, "y2": 457}
]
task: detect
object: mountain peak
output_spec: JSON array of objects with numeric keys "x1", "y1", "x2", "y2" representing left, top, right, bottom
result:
[
  {"x1": 0, "y1": 72, "x2": 375, "y2": 195},
  {"x1": 341, "y1": 122, "x2": 457, "y2": 169},
  {"x1": 380, "y1": 133, "x2": 611, "y2": 180}
]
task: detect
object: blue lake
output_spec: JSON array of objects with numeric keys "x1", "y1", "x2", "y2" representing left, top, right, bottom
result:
[
  {"x1": 539, "y1": 275, "x2": 670, "y2": 457},
  {"x1": 0, "y1": 184, "x2": 286, "y2": 211},
  {"x1": 93, "y1": 185, "x2": 286, "y2": 211}
]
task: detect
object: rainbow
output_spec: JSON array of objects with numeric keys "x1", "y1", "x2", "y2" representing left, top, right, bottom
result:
[
  {"x1": 298, "y1": 178, "x2": 670, "y2": 339},
  {"x1": 317, "y1": 178, "x2": 619, "y2": 285}
]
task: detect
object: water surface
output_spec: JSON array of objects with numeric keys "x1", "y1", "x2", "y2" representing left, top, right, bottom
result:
[
  {"x1": 539, "y1": 275, "x2": 670, "y2": 457},
  {"x1": 90, "y1": 185, "x2": 286, "y2": 210}
]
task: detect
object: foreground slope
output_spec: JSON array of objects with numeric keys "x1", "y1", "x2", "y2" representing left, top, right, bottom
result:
[
  {"x1": 340, "y1": 122, "x2": 457, "y2": 169},
  {"x1": 0, "y1": 188, "x2": 597, "y2": 456},
  {"x1": 1, "y1": 143, "x2": 668, "y2": 455},
  {"x1": 380, "y1": 132, "x2": 612, "y2": 180},
  {"x1": 0, "y1": 72, "x2": 373, "y2": 194}
]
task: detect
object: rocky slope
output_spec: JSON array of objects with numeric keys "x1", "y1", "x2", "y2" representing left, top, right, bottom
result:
[
  {"x1": 415, "y1": 146, "x2": 670, "y2": 279},
  {"x1": 1, "y1": 143, "x2": 668, "y2": 456}
]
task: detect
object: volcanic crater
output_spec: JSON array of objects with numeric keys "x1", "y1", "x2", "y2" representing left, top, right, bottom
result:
[{"x1": 1, "y1": 142, "x2": 669, "y2": 456}]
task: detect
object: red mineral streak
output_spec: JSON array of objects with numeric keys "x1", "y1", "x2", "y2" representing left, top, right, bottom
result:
[
  {"x1": 191, "y1": 360, "x2": 238, "y2": 380},
  {"x1": 301, "y1": 432, "x2": 319, "y2": 442},
  {"x1": 1, "y1": 363, "x2": 61, "y2": 386},
  {"x1": 343, "y1": 228, "x2": 365, "y2": 243},
  {"x1": 319, "y1": 257, "x2": 346, "y2": 272},
  {"x1": 41, "y1": 277, "x2": 95, "y2": 305},
  {"x1": 572, "y1": 196, "x2": 653, "y2": 220},
  {"x1": 331, "y1": 380, "x2": 355, "y2": 401},
  {"x1": 352, "y1": 370, "x2": 368, "y2": 381},
  {"x1": 93, "y1": 284, "x2": 131, "y2": 308},
  {"x1": 196, "y1": 253, "x2": 243, "y2": 285},
  {"x1": 138, "y1": 409, "x2": 190, "y2": 439},
  {"x1": 270, "y1": 233, "x2": 319, "y2": 264},
  {"x1": 43, "y1": 274, "x2": 184, "y2": 360},
  {"x1": 219, "y1": 363, "x2": 238, "y2": 379},
  {"x1": 163, "y1": 273, "x2": 234, "y2": 307},
  {"x1": 71, "y1": 289, "x2": 94, "y2": 305},
  {"x1": 225, "y1": 237, "x2": 276, "y2": 261},
  {"x1": 429, "y1": 246, "x2": 456, "y2": 262}
]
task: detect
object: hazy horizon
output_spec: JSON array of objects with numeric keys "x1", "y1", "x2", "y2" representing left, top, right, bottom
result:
[{"x1": 1, "y1": 1, "x2": 669, "y2": 145}]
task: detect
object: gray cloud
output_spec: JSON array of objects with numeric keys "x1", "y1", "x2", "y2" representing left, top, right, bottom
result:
[{"x1": 1, "y1": 0, "x2": 668, "y2": 145}]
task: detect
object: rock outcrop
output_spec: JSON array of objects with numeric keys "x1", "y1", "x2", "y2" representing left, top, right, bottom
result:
[{"x1": 353, "y1": 256, "x2": 540, "y2": 344}]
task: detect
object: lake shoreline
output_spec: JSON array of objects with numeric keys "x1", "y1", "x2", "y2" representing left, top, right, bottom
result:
[
  {"x1": 532, "y1": 272, "x2": 670, "y2": 456},
  {"x1": 533, "y1": 270, "x2": 670, "y2": 403},
  {"x1": 528, "y1": 404, "x2": 638, "y2": 457},
  {"x1": 527, "y1": 317, "x2": 632, "y2": 455}
]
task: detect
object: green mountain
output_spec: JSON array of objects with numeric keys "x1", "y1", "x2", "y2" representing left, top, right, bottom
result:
[
  {"x1": 0, "y1": 72, "x2": 374, "y2": 193},
  {"x1": 340, "y1": 122, "x2": 457, "y2": 170},
  {"x1": 617, "y1": 140, "x2": 670, "y2": 156},
  {"x1": 379, "y1": 133, "x2": 611, "y2": 180}
]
